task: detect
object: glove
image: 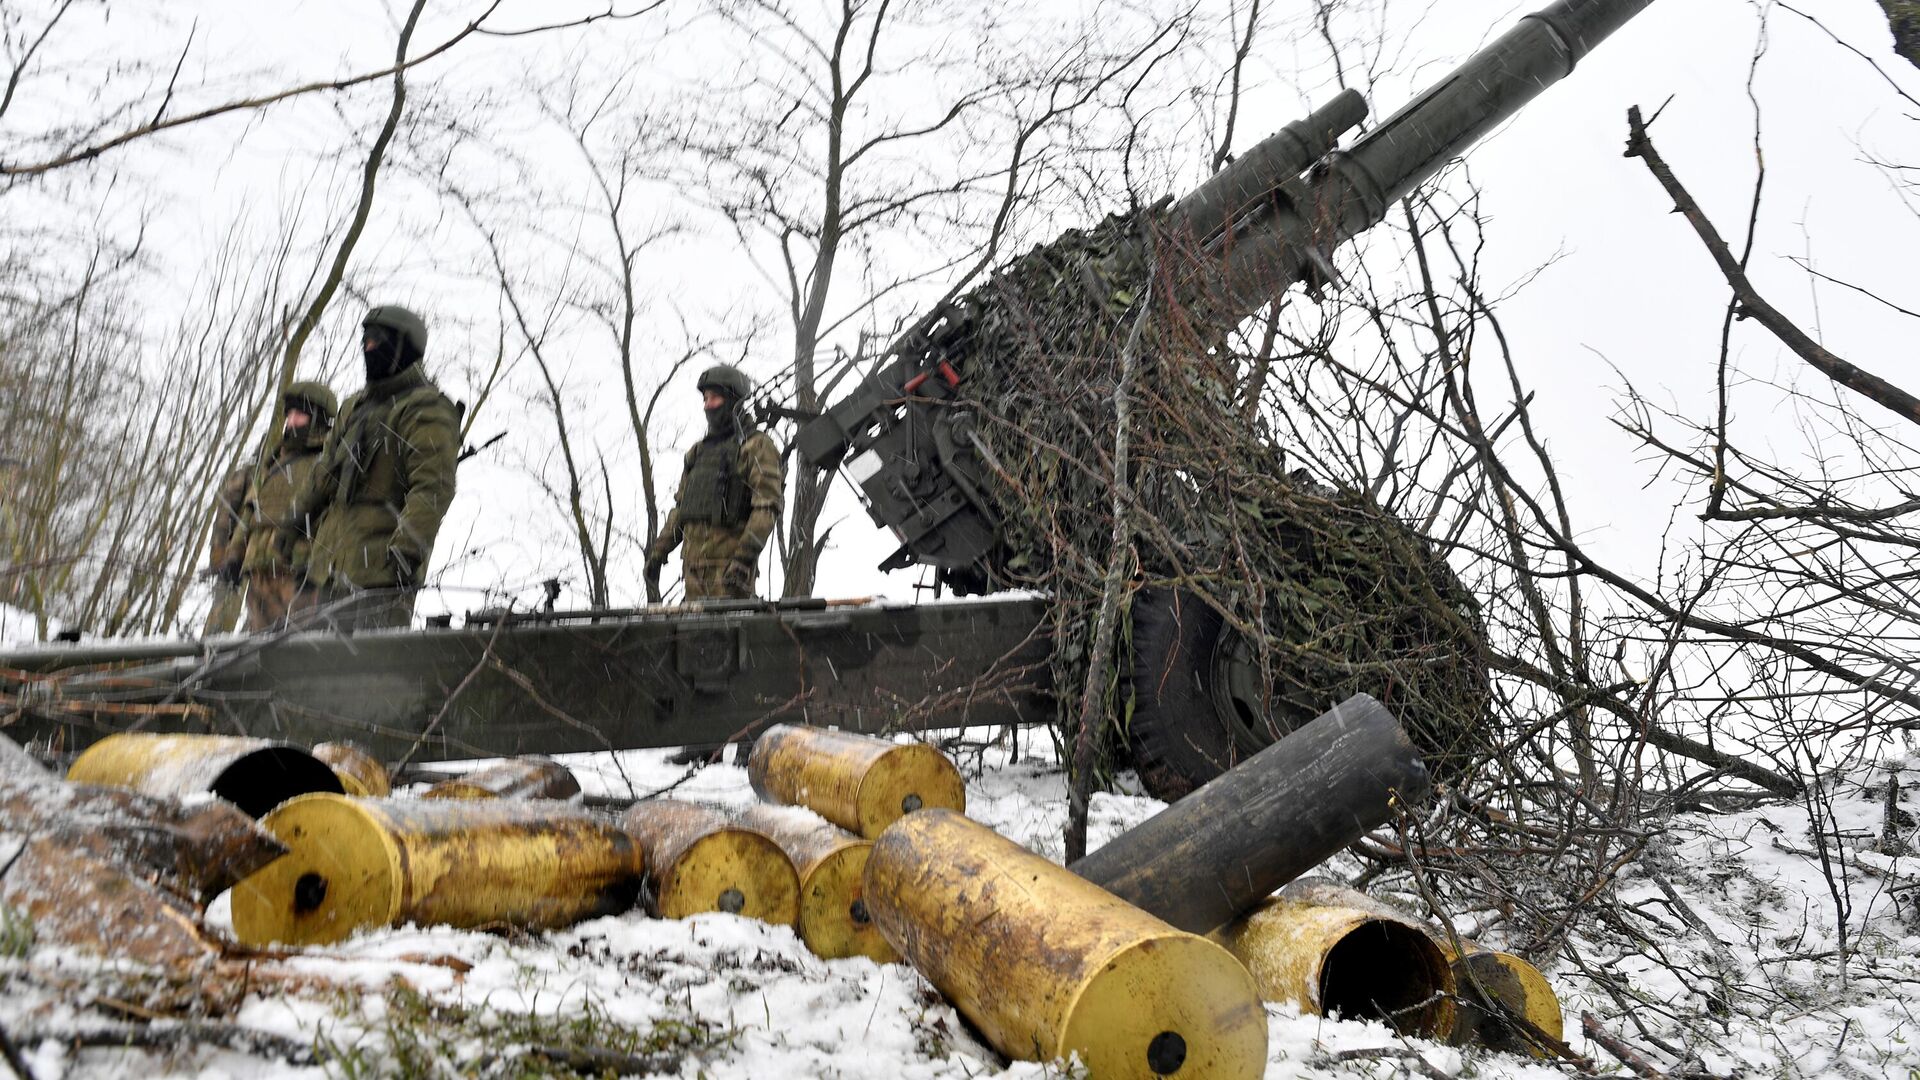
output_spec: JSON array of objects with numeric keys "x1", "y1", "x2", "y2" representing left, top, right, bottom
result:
[
  {"x1": 643, "y1": 549, "x2": 666, "y2": 599},
  {"x1": 388, "y1": 547, "x2": 421, "y2": 588},
  {"x1": 723, "y1": 557, "x2": 756, "y2": 593},
  {"x1": 212, "y1": 561, "x2": 243, "y2": 588}
]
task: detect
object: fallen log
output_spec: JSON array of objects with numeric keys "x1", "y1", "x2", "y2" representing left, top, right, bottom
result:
[{"x1": 2, "y1": 733, "x2": 284, "y2": 904}]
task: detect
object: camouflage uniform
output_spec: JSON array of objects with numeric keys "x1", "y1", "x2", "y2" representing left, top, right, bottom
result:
[
  {"x1": 200, "y1": 463, "x2": 252, "y2": 637},
  {"x1": 294, "y1": 306, "x2": 461, "y2": 630},
  {"x1": 237, "y1": 381, "x2": 335, "y2": 632},
  {"x1": 648, "y1": 366, "x2": 783, "y2": 600}
]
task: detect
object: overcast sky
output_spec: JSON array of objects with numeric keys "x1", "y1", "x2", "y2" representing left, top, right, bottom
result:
[{"x1": 7, "y1": 0, "x2": 1915, "y2": 620}]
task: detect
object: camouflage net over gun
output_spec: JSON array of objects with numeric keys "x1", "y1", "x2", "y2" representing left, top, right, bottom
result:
[{"x1": 900, "y1": 208, "x2": 1493, "y2": 790}]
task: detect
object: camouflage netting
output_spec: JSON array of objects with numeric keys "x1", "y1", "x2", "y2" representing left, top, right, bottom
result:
[{"x1": 906, "y1": 208, "x2": 1493, "y2": 783}]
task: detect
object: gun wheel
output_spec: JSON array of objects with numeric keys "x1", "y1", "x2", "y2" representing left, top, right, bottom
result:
[{"x1": 1125, "y1": 587, "x2": 1287, "y2": 802}]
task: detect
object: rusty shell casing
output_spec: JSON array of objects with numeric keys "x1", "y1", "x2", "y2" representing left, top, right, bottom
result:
[
  {"x1": 230, "y1": 792, "x2": 645, "y2": 947},
  {"x1": 866, "y1": 809, "x2": 1268, "y2": 1080},
  {"x1": 310, "y1": 741, "x2": 390, "y2": 798},
  {"x1": 620, "y1": 800, "x2": 800, "y2": 924},
  {"x1": 737, "y1": 803, "x2": 896, "y2": 962},
  {"x1": 65, "y1": 733, "x2": 343, "y2": 818},
  {"x1": 748, "y1": 724, "x2": 965, "y2": 839},
  {"x1": 1213, "y1": 894, "x2": 1455, "y2": 1038},
  {"x1": 1446, "y1": 946, "x2": 1563, "y2": 1055},
  {"x1": 420, "y1": 756, "x2": 581, "y2": 801}
]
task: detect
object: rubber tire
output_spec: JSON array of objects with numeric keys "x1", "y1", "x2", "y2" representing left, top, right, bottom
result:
[{"x1": 1126, "y1": 587, "x2": 1286, "y2": 802}]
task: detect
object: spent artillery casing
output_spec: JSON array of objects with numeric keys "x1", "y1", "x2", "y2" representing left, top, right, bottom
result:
[
  {"x1": 1213, "y1": 894, "x2": 1454, "y2": 1038},
  {"x1": 66, "y1": 732, "x2": 343, "y2": 818},
  {"x1": 748, "y1": 724, "x2": 965, "y2": 839},
  {"x1": 311, "y1": 741, "x2": 390, "y2": 798},
  {"x1": 1279, "y1": 878, "x2": 1561, "y2": 1053},
  {"x1": 231, "y1": 793, "x2": 645, "y2": 946},
  {"x1": 737, "y1": 803, "x2": 896, "y2": 962},
  {"x1": 420, "y1": 756, "x2": 581, "y2": 801},
  {"x1": 620, "y1": 799, "x2": 800, "y2": 924},
  {"x1": 1072, "y1": 694, "x2": 1429, "y2": 934},
  {"x1": 1447, "y1": 947, "x2": 1563, "y2": 1055},
  {"x1": 867, "y1": 810, "x2": 1268, "y2": 1080}
]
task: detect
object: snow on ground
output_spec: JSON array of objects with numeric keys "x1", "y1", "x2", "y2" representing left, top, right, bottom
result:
[{"x1": 5, "y1": 737, "x2": 1920, "y2": 1077}]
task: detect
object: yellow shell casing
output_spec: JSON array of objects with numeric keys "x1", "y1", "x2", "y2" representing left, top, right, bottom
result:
[
  {"x1": 231, "y1": 793, "x2": 645, "y2": 946},
  {"x1": 1214, "y1": 895, "x2": 1455, "y2": 1038},
  {"x1": 749, "y1": 725, "x2": 965, "y2": 839},
  {"x1": 620, "y1": 800, "x2": 800, "y2": 924},
  {"x1": 1447, "y1": 946, "x2": 1564, "y2": 1055},
  {"x1": 866, "y1": 809, "x2": 1267, "y2": 1079},
  {"x1": 310, "y1": 741, "x2": 390, "y2": 798},
  {"x1": 738, "y1": 803, "x2": 896, "y2": 962}
]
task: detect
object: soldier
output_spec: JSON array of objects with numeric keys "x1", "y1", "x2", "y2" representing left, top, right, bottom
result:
[
  {"x1": 199, "y1": 463, "x2": 253, "y2": 637},
  {"x1": 293, "y1": 305, "x2": 461, "y2": 630},
  {"x1": 645, "y1": 365, "x2": 783, "y2": 600},
  {"x1": 236, "y1": 381, "x2": 336, "y2": 631}
]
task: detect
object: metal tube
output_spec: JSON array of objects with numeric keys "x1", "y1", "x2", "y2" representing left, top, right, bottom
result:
[
  {"x1": 420, "y1": 756, "x2": 581, "y2": 801},
  {"x1": 1071, "y1": 694, "x2": 1430, "y2": 934},
  {"x1": 866, "y1": 809, "x2": 1268, "y2": 1079},
  {"x1": 1167, "y1": 88, "x2": 1369, "y2": 242},
  {"x1": 231, "y1": 793, "x2": 645, "y2": 947},
  {"x1": 737, "y1": 803, "x2": 897, "y2": 962},
  {"x1": 620, "y1": 799, "x2": 800, "y2": 924},
  {"x1": 311, "y1": 740, "x2": 390, "y2": 798},
  {"x1": 1213, "y1": 0, "x2": 1659, "y2": 317},
  {"x1": 65, "y1": 732, "x2": 343, "y2": 819},
  {"x1": 1214, "y1": 894, "x2": 1455, "y2": 1038},
  {"x1": 748, "y1": 724, "x2": 965, "y2": 839}
]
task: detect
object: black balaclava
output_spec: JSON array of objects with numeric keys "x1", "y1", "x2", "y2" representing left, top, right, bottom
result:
[
  {"x1": 363, "y1": 324, "x2": 420, "y2": 383},
  {"x1": 704, "y1": 389, "x2": 741, "y2": 439}
]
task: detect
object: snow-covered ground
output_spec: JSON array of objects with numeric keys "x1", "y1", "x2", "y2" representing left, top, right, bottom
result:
[{"x1": 5, "y1": 738, "x2": 1920, "y2": 1078}]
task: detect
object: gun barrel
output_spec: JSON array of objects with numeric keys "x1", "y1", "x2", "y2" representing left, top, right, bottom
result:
[
  {"x1": 1213, "y1": 0, "x2": 1658, "y2": 317},
  {"x1": 1167, "y1": 88, "x2": 1368, "y2": 243}
]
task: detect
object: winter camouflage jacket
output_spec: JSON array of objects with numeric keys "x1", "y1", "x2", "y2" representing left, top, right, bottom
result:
[
  {"x1": 652, "y1": 427, "x2": 783, "y2": 570},
  {"x1": 239, "y1": 429, "x2": 326, "y2": 577},
  {"x1": 295, "y1": 365, "x2": 461, "y2": 590}
]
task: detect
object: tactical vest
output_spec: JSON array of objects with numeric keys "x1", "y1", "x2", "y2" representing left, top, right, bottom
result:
[{"x1": 679, "y1": 433, "x2": 752, "y2": 527}]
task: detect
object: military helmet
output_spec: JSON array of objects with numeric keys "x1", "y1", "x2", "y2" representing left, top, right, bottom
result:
[
  {"x1": 283, "y1": 380, "x2": 338, "y2": 425},
  {"x1": 696, "y1": 364, "x2": 752, "y2": 403},
  {"x1": 363, "y1": 304, "x2": 429, "y2": 357}
]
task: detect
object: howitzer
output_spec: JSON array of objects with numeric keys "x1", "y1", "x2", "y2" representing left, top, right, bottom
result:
[
  {"x1": 799, "y1": 0, "x2": 1657, "y2": 594},
  {"x1": 1, "y1": 0, "x2": 1658, "y2": 801}
]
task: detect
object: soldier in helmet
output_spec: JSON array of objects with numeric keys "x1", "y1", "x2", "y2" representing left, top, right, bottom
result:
[
  {"x1": 645, "y1": 365, "x2": 784, "y2": 600},
  {"x1": 293, "y1": 305, "x2": 462, "y2": 630},
  {"x1": 235, "y1": 380, "x2": 337, "y2": 631}
]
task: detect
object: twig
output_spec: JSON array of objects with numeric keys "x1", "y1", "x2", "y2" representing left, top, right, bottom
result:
[
  {"x1": 1624, "y1": 105, "x2": 1920, "y2": 428},
  {"x1": 1582, "y1": 1012, "x2": 1669, "y2": 1078}
]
